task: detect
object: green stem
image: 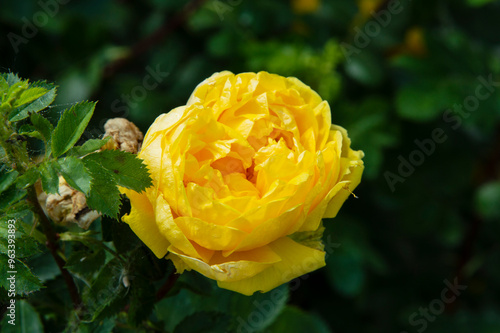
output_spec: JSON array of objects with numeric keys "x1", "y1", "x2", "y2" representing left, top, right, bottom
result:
[{"x1": 59, "y1": 231, "x2": 127, "y2": 265}]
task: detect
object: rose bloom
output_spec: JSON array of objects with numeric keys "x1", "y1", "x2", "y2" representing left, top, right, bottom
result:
[{"x1": 121, "y1": 71, "x2": 364, "y2": 295}]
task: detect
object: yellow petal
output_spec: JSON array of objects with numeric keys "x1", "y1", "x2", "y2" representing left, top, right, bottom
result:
[
  {"x1": 168, "y1": 244, "x2": 281, "y2": 282},
  {"x1": 141, "y1": 106, "x2": 189, "y2": 149},
  {"x1": 324, "y1": 161, "x2": 364, "y2": 218},
  {"x1": 159, "y1": 144, "x2": 192, "y2": 217},
  {"x1": 187, "y1": 71, "x2": 235, "y2": 106},
  {"x1": 217, "y1": 237, "x2": 326, "y2": 295},
  {"x1": 121, "y1": 188, "x2": 170, "y2": 258},
  {"x1": 185, "y1": 182, "x2": 242, "y2": 225},
  {"x1": 173, "y1": 216, "x2": 246, "y2": 251},
  {"x1": 285, "y1": 76, "x2": 322, "y2": 106},
  {"x1": 323, "y1": 125, "x2": 365, "y2": 218},
  {"x1": 225, "y1": 197, "x2": 289, "y2": 232},
  {"x1": 154, "y1": 193, "x2": 212, "y2": 260},
  {"x1": 313, "y1": 101, "x2": 332, "y2": 150},
  {"x1": 225, "y1": 203, "x2": 304, "y2": 254},
  {"x1": 254, "y1": 72, "x2": 288, "y2": 95}
]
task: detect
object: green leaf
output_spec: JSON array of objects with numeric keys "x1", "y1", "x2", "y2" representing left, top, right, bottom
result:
[
  {"x1": 29, "y1": 252, "x2": 61, "y2": 282},
  {"x1": 155, "y1": 274, "x2": 288, "y2": 332},
  {"x1": 174, "y1": 312, "x2": 232, "y2": 333},
  {"x1": 14, "y1": 168, "x2": 40, "y2": 190},
  {"x1": 395, "y1": 80, "x2": 461, "y2": 122},
  {"x1": 127, "y1": 273, "x2": 157, "y2": 327},
  {"x1": 5, "y1": 81, "x2": 28, "y2": 107},
  {"x1": 0, "y1": 75, "x2": 8, "y2": 94},
  {"x1": 344, "y1": 52, "x2": 385, "y2": 87},
  {"x1": 266, "y1": 306, "x2": 331, "y2": 333},
  {"x1": 9, "y1": 84, "x2": 56, "y2": 122},
  {"x1": 170, "y1": 267, "x2": 213, "y2": 296},
  {"x1": 326, "y1": 250, "x2": 365, "y2": 297},
  {"x1": 83, "y1": 150, "x2": 152, "y2": 192},
  {"x1": 58, "y1": 156, "x2": 92, "y2": 194},
  {"x1": 0, "y1": 300, "x2": 44, "y2": 333},
  {"x1": 13, "y1": 87, "x2": 49, "y2": 108},
  {"x1": 0, "y1": 234, "x2": 40, "y2": 258},
  {"x1": 18, "y1": 124, "x2": 43, "y2": 140},
  {"x1": 84, "y1": 160, "x2": 121, "y2": 218},
  {"x1": 51, "y1": 101, "x2": 96, "y2": 157},
  {"x1": 0, "y1": 185, "x2": 27, "y2": 211},
  {"x1": 83, "y1": 258, "x2": 128, "y2": 321},
  {"x1": 290, "y1": 223, "x2": 325, "y2": 251},
  {"x1": 0, "y1": 171, "x2": 19, "y2": 194},
  {"x1": 475, "y1": 181, "x2": 500, "y2": 220},
  {"x1": 2, "y1": 73, "x2": 21, "y2": 86},
  {"x1": 0, "y1": 254, "x2": 43, "y2": 295},
  {"x1": 65, "y1": 249, "x2": 105, "y2": 280},
  {"x1": 69, "y1": 137, "x2": 110, "y2": 157},
  {"x1": 38, "y1": 161, "x2": 60, "y2": 194},
  {"x1": 30, "y1": 112, "x2": 54, "y2": 142}
]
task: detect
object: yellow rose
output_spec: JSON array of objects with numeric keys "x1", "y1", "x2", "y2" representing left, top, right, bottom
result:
[{"x1": 121, "y1": 71, "x2": 364, "y2": 295}]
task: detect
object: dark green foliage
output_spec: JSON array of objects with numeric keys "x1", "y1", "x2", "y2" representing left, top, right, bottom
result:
[
  {"x1": 1, "y1": 0, "x2": 500, "y2": 332},
  {"x1": 266, "y1": 306, "x2": 331, "y2": 333},
  {"x1": 155, "y1": 272, "x2": 289, "y2": 332},
  {"x1": 173, "y1": 311, "x2": 233, "y2": 333}
]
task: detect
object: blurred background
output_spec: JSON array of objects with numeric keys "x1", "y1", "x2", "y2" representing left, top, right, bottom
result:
[{"x1": 1, "y1": 0, "x2": 500, "y2": 332}]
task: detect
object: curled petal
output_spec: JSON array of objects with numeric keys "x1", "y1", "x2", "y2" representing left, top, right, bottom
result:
[{"x1": 217, "y1": 237, "x2": 326, "y2": 295}]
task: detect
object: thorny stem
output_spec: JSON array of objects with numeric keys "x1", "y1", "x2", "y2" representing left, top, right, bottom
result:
[
  {"x1": 155, "y1": 272, "x2": 180, "y2": 302},
  {"x1": 27, "y1": 187, "x2": 83, "y2": 311}
]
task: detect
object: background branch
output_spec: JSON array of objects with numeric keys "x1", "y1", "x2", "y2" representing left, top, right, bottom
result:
[{"x1": 103, "y1": 0, "x2": 209, "y2": 78}]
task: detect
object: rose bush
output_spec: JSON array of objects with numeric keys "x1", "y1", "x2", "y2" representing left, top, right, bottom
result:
[{"x1": 121, "y1": 71, "x2": 364, "y2": 295}]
